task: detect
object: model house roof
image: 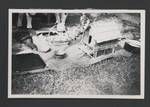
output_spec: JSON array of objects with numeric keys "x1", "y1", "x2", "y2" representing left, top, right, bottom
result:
[{"x1": 89, "y1": 18, "x2": 123, "y2": 43}]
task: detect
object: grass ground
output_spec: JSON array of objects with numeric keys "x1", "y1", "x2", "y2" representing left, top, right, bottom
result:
[{"x1": 12, "y1": 54, "x2": 140, "y2": 95}]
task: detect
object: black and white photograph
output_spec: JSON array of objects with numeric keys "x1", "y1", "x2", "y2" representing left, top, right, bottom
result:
[{"x1": 8, "y1": 9, "x2": 145, "y2": 98}]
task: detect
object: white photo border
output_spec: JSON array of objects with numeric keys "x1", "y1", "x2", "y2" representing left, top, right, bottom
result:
[{"x1": 8, "y1": 9, "x2": 145, "y2": 99}]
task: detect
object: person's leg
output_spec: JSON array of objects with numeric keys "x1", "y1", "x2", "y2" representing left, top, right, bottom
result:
[
  {"x1": 17, "y1": 13, "x2": 24, "y2": 27},
  {"x1": 26, "y1": 13, "x2": 32, "y2": 28},
  {"x1": 56, "y1": 13, "x2": 68, "y2": 32},
  {"x1": 61, "y1": 13, "x2": 68, "y2": 24},
  {"x1": 55, "y1": 13, "x2": 61, "y2": 24}
]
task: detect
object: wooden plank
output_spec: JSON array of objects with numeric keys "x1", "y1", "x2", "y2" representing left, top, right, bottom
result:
[{"x1": 13, "y1": 67, "x2": 53, "y2": 75}]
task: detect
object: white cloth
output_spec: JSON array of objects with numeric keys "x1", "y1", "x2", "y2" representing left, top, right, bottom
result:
[{"x1": 32, "y1": 34, "x2": 50, "y2": 52}]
